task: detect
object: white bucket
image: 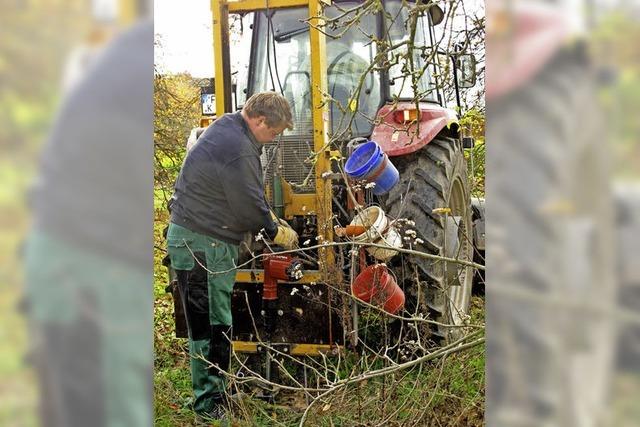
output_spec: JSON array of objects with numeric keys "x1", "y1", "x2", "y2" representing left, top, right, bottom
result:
[{"x1": 350, "y1": 206, "x2": 402, "y2": 261}]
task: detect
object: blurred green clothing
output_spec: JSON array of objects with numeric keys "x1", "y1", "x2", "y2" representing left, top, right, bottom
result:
[{"x1": 24, "y1": 230, "x2": 151, "y2": 427}]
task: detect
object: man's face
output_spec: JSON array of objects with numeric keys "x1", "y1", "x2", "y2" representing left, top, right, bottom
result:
[{"x1": 249, "y1": 116, "x2": 287, "y2": 143}]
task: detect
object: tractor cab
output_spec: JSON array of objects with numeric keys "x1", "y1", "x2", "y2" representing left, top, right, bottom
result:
[{"x1": 247, "y1": 0, "x2": 445, "y2": 139}]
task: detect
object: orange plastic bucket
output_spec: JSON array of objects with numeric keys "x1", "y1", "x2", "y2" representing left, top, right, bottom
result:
[{"x1": 351, "y1": 264, "x2": 405, "y2": 314}]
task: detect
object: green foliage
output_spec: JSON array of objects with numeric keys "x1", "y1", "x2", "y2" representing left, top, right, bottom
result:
[
  {"x1": 154, "y1": 73, "x2": 201, "y2": 207},
  {"x1": 460, "y1": 108, "x2": 485, "y2": 197},
  {"x1": 153, "y1": 72, "x2": 201, "y2": 394},
  {"x1": 592, "y1": 12, "x2": 640, "y2": 177},
  {"x1": 153, "y1": 72, "x2": 204, "y2": 425},
  {"x1": 0, "y1": 1, "x2": 90, "y2": 151}
]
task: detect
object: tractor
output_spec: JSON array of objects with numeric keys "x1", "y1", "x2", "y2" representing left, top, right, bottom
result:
[{"x1": 167, "y1": 0, "x2": 483, "y2": 381}]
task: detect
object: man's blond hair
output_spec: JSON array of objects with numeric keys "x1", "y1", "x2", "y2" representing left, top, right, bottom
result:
[{"x1": 243, "y1": 92, "x2": 293, "y2": 130}]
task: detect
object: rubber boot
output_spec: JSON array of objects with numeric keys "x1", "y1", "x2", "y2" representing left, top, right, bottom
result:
[
  {"x1": 208, "y1": 325, "x2": 232, "y2": 378},
  {"x1": 204, "y1": 392, "x2": 228, "y2": 421}
]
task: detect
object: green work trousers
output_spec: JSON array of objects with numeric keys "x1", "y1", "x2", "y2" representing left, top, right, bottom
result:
[
  {"x1": 166, "y1": 222, "x2": 238, "y2": 414},
  {"x1": 24, "y1": 230, "x2": 151, "y2": 427}
]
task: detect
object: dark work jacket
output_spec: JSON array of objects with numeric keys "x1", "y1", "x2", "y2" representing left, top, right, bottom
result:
[
  {"x1": 170, "y1": 112, "x2": 277, "y2": 245},
  {"x1": 30, "y1": 21, "x2": 153, "y2": 268}
]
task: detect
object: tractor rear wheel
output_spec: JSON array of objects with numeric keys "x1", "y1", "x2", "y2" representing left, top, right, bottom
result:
[{"x1": 382, "y1": 136, "x2": 474, "y2": 344}]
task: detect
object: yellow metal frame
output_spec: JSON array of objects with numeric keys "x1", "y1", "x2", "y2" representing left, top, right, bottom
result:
[
  {"x1": 228, "y1": 0, "x2": 308, "y2": 11},
  {"x1": 211, "y1": 0, "x2": 339, "y2": 355},
  {"x1": 233, "y1": 341, "x2": 340, "y2": 356},
  {"x1": 211, "y1": 0, "x2": 336, "y2": 278},
  {"x1": 235, "y1": 269, "x2": 322, "y2": 284},
  {"x1": 307, "y1": 0, "x2": 336, "y2": 276},
  {"x1": 281, "y1": 181, "x2": 318, "y2": 217},
  {"x1": 200, "y1": 117, "x2": 215, "y2": 128}
]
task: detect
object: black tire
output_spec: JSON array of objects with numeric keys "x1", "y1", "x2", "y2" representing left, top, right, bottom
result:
[{"x1": 381, "y1": 136, "x2": 474, "y2": 343}]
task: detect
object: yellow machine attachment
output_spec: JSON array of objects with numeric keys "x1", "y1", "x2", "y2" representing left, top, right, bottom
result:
[{"x1": 210, "y1": 0, "x2": 341, "y2": 356}]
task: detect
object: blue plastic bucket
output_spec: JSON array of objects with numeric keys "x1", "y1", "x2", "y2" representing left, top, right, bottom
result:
[
  {"x1": 367, "y1": 154, "x2": 400, "y2": 195},
  {"x1": 345, "y1": 141, "x2": 399, "y2": 195},
  {"x1": 345, "y1": 142, "x2": 383, "y2": 179}
]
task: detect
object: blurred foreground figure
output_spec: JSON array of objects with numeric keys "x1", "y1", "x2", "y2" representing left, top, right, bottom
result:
[
  {"x1": 486, "y1": 1, "x2": 617, "y2": 426},
  {"x1": 23, "y1": 18, "x2": 153, "y2": 427}
]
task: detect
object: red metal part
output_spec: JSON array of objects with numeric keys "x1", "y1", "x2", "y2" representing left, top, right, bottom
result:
[
  {"x1": 265, "y1": 255, "x2": 295, "y2": 281},
  {"x1": 262, "y1": 254, "x2": 302, "y2": 301},
  {"x1": 370, "y1": 102, "x2": 458, "y2": 157},
  {"x1": 263, "y1": 275, "x2": 278, "y2": 300}
]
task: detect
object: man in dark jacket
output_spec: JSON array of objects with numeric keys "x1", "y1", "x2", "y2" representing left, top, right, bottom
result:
[{"x1": 166, "y1": 92, "x2": 298, "y2": 420}]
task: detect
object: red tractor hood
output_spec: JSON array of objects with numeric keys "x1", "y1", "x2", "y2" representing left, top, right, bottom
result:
[
  {"x1": 486, "y1": 2, "x2": 570, "y2": 100},
  {"x1": 370, "y1": 102, "x2": 458, "y2": 157}
]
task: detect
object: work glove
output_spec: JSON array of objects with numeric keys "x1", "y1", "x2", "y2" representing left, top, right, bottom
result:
[
  {"x1": 270, "y1": 210, "x2": 289, "y2": 227},
  {"x1": 273, "y1": 224, "x2": 299, "y2": 249},
  {"x1": 270, "y1": 211, "x2": 298, "y2": 249}
]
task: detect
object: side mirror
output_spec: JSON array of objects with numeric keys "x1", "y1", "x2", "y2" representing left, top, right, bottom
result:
[{"x1": 456, "y1": 54, "x2": 477, "y2": 88}]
